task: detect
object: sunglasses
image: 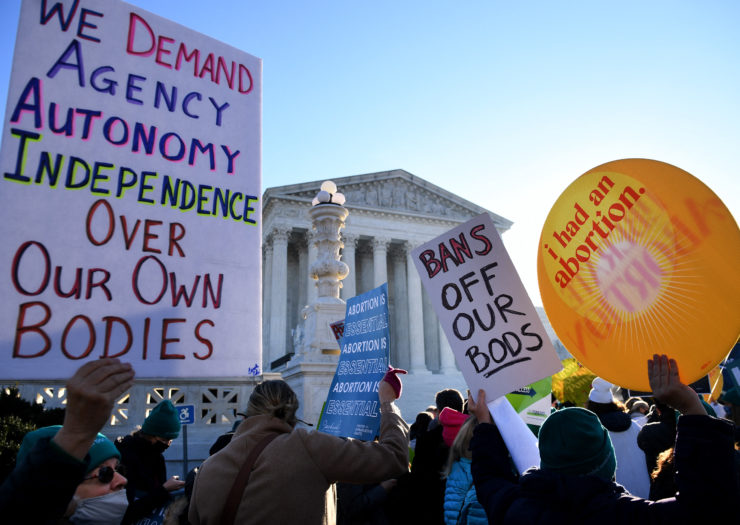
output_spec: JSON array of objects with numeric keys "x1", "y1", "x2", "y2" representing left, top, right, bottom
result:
[{"x1": 84, "y1": 464, "x2": 126, "y2": 484}]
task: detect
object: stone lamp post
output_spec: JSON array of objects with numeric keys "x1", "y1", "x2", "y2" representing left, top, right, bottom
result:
[{"x1": 283, "y1": 181, "x2": 350, "y2": 425}]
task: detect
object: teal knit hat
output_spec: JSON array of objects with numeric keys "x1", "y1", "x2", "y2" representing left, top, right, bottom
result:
[
  {"x1": 87, "y1": 433, "x2": 121, "y2": 472},
  {"x1": 17, "y1": 426, "x2": 120, "y2": 473},
  {"x1": 539, "y1": 407, "x2": 617, "y2": 480},
  {"x1": 16, "y1": 425, "x2": 61, "y2": 468},
  {"x1": 141, "y1": 400, "x2": 181, "y2": 439}
]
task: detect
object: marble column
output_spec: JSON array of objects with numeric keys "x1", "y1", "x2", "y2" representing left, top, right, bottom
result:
[
  {"x1": 438, "y1": 323, "x2": 457, "y2": 373},
  {"x1": 306, "y1": 231, "x2": 318, "y2": 305},
  {"x1": 269, "y1": 227, "x2": 290, "y2": 366},
  {"x1": 296, "y1": 236, "x2": 308, "y2": 315},
  {"x1": 373, "y1": 237, "x2": 390, "y2": 287},
  {"x1": 340, "y1": 233, "x2": 358, "y2": 300},
  {"x1": 356, "y1": 243, "x2": 373, "y2": 295},
  {"x1": 389, "y1": 246, "x2": 410, "y2": 370},
  {"x1": 262, "y1": 241, "x2": 273, "y2": 366},
  {"x1": 406, "y1": 242, "x2": 429, "y2": 373}
]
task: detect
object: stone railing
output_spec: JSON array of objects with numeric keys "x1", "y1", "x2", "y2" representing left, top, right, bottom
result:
[{"x1": 2, "y1": 374, "x2": 281, "y2": 476}]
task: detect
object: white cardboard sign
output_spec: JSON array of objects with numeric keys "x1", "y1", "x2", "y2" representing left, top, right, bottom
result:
[
  {"x1": 412, "y1": 213, "x2": 561, "y2": 402},
  {"x1": 0, "y1": 0, "x2": 262, "y2": 379}
]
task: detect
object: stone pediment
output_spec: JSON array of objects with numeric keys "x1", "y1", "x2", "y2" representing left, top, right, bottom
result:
[{"x1": 263, "y1": 169, "x2": 512, "y2": 231}]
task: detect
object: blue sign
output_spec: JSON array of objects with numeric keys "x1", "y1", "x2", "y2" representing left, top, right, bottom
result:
[
  {"x1": 177, "y1": 404, "x2": 196, "y2": 425},
  {"x1": 319, "y1": 283, "x2": 390, "y2": 441}
]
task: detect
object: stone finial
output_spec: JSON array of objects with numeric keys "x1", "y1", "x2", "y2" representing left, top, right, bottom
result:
[
  {"x1": 308, "y1": 182, "x2": 349, "y2": 302},
  {"x1": 312, "y1": 180, "x2": 346, "y2": 206}
]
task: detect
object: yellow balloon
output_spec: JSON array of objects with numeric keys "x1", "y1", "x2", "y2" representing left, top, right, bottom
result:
[{"x1": 538, "y1": 159, "x2": 740, "y2": 391}]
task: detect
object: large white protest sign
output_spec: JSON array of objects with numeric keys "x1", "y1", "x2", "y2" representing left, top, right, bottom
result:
[
  {"x1": 412, "y1": 213, "x2": 561, "y2": 402},
  {"x1": 0, "y1": 0, "x2": 261, "y2": 379}
]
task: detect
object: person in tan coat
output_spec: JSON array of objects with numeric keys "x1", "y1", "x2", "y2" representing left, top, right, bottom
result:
[{"x1": 189, "y1": 376, "x2": 409, "y2": 525}]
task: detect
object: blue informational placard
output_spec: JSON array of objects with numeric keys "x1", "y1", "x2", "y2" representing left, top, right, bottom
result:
[
  {"x1": 177, "y1": 404, "x2": 196, "y2": 425},
  {"x1": 319, "y1": 283, "x2": 390, "y2": 441}
]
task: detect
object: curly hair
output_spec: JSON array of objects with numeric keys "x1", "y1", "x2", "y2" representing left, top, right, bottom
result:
[{"x1": 246, "y1": 380, "x2": 299, "y2": 427}]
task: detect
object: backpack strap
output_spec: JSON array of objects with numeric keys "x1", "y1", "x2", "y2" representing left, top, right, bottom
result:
[{"x1": 220, "y1": 432, "x2": 282, "y2": 525}]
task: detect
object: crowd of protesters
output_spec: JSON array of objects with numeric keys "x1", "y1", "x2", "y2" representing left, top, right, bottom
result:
[{"x1": 1, "y1": 354, "x2": 739, "y2": 524}]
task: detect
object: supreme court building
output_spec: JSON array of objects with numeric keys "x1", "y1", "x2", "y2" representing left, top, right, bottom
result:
[{"x1": 261, "y1": 169, "x2": 514, "y2": 375}]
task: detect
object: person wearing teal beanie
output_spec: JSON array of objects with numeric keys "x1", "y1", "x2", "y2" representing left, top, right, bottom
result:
[
  {"x1": 15, "y1": 425, "x2": 129, "y2": 523},
  {"x1": 141, "y1": 399, "x2": 181, "y2": 440},
  {"x1": 17, "y1": 426, "x2": 122, "y2": 476},
  {"x1": 68, "y1": 432, "x2": 129, "y2": 522},
  {"x1": 0, "y1": 359, "x2": 134, "y2": 525},
  {"x1": 467, "y1": 354, "x2": 738, "y2": 524},
  {"x1": 538, "y1": 407, "x2": 617, "y2": 481},
  {"x1": 115, "y1": 400, "x2": 185, "y2": 524}
]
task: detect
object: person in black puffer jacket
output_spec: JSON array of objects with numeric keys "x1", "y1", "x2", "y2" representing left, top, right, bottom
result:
[
  {"x1": 469, "y1": 355, "x2": 739, "y2": 525},
  {"x1": 116, "y1": 400, "x2": 185, "y2": 524},
  {"x1": 388, "y1": 388, "x2": 463, "y2": 525}
]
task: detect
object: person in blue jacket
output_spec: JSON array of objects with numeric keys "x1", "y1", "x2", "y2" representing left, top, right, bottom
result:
[
  {"x1": 443, "y1": 416, "x2": 487, "y2": 525},
  {"x1": 468, "y1": 354, "x2": 739, "y2": 524}
]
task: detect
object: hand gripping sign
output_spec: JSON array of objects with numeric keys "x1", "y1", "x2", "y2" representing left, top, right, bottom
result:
[{"x1": 538, "y1": 159, "x2": 740, "y2": 391}]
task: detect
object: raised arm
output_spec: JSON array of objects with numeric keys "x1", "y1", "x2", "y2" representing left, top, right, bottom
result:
[
  {"x1": 647, "y1": 354, "x2": 706, "y2": 416},
  {"x1": 53, "y1": 358, "x2": 135, "y2": 459}
]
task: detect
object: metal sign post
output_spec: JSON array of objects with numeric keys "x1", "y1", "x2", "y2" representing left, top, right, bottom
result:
[{"x1": 177, "y1": 405, "x2": 196, "y2": 480}]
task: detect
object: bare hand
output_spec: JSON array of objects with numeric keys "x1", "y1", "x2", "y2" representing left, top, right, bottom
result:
[
  {"x1": 648, "y1": 354, "x2": 706, "y2": 416},
  {"x1": 53, "y1": 359, "x2": 135, "y2": 459},
  {"x1": 163, "y1": 476, "x2": 185, "y2": 492},
  {"x1": 467, "y1": 389, "x2": 492, "y2": 424}
]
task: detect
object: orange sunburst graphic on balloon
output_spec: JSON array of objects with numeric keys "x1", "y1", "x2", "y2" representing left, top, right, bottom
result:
[{"x1": 538, "y1": 159, "x2": 740, "y2": 391}]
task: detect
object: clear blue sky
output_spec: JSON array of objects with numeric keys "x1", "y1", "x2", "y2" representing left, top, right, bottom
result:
[{"x1": 1, "y1": 0, "x2": 738, "y2": 306}]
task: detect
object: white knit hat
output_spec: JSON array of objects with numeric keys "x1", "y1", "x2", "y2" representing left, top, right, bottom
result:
[{"x1": 589, "y1": 377, "x2": 615, "y2": 404}]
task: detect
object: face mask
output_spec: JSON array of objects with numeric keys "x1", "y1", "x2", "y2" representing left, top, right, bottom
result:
[
  {"x1": 153, "y1": 440, "x2": 170, "y2": 454},
  {"x1": 70, "y1": 489, "x2": 128, "y2": 525}
]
